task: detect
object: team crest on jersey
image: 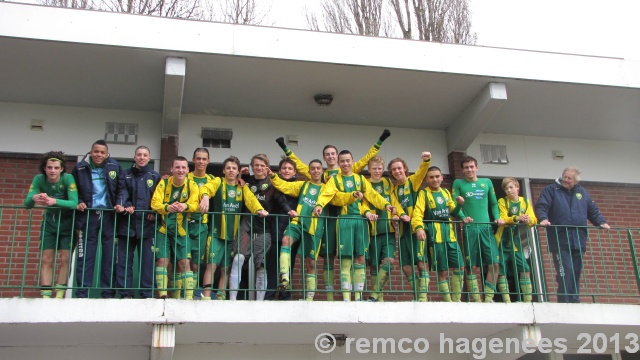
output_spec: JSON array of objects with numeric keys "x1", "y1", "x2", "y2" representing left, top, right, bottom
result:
[
  {"x1": 309, "y1": 188, "x2": 317, "y2": 196},
  {"x1": 511, "y1": 206, "x2": 518, "y2": 215},
  {"x1": 385, "y1": 186, "x2": 389, "y2": 192},
  {"x1": 172, "y1": 191, "x2": 180, "y2": 201},
  {"x1": 228, "y1": 190, "x2": 236, "y2": 198},
  {"x1": 59, "y1": 184, "x2": 64, "y2": 191},
  {"x1": 346, "y1": 180, "x2": 354, "y2": 188},
  {"x1": 181, "y1": 191, "x2": 188, "y2": 199},
  {"x1": 375, "y1": 186, "x2": 382, "y2": 194},
  {"x1": 480, "y1": 183, "x2": 485, "y2": 188},
  {"x1": 147, "y1": 179, "x2": 154, "y2": 187},
  {"x1": 437, "y1": 197, "x2": 445, "y2": 205},
  {"x1": 69, "y1": 183, "x2": 77, "y2": 190},
  {"x1": 398, "y1": 187, "x2": 404, "y2": 196},
  {"x1": 250, "y1": 186, "x2": 257, "y2": 193},
  {"x1": 576, "y1": 193, "x2": 582, "y2": 200},
  {"x1": 428, "y1": 198, "x2": 435, "y2": 207},
  {"x1": 355, "y1": 179, "x2": 361, "y2": 187},
  {"x1": 261, "y1": 183, "x2": 269, "y2": 190},
  {"x1": 109, "y1": 171, "x2": 117, "y2": 179}
]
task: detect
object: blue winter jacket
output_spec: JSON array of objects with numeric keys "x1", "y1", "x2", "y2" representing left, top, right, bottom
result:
[
  {"x1": 116, "y1": 164, "x2": 160, "y2": 239},
  {"x1": 72, "y1": 153, "x2": 125, "y2": 230},
  {"x1": 535, "y1": 178, "x2": 606, "y2": 252}
]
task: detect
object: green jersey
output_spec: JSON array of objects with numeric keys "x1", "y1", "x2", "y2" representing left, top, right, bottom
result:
[
  {"x1": 270, "y1": 174, "x2": 325, "y2": 237},
  {"x1": 452, "y1": 178, "x2": 499, "y2": 224},
  {"x1": 24, "y1": 173, "x2": 78, "y2": 213}
]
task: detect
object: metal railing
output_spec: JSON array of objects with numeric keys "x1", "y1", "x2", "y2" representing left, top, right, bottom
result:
[{"x1": 0, "y1": 205, "x2": 638, "y2": 303}]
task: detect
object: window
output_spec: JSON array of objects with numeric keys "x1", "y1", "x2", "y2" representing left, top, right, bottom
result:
[
  {"x1": 105, "y1": 122, "x2": 138, "y2": 145},
  {"x1": 480, "y1": 144, "x2": 509, "y2": 164},
  {"x1": 202, "y1": 128, "x2": 232, "y2": 149}
]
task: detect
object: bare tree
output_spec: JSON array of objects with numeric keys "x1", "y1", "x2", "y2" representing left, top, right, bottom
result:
[
  {"x1": 98, "y1": 0, "x2": 201, "y2": 19},
  {"x1": 388, "y1": 0, "x2": 476, "y2": 44},
  {"x1": 202, "y1": 0, "x2": 271, "y2": 25},
  {"x1": 308, "y1": 0, "x2": 392, "y2": 37},
  {"x1": 37, "y1": 0, "x2": 94, "y2": 9}
]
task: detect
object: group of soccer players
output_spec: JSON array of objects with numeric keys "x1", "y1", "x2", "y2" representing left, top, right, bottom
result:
[{"x1": 25, "y1": 131, "x2": 537, "y2": 302}]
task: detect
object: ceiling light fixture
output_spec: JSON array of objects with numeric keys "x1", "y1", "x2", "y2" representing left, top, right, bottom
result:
[{"x1": 314, "y1": 94, "x2": 333, "y2": 106}]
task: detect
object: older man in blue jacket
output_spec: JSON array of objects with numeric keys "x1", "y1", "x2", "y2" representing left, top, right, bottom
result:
[{"x1": 535, "y1": 167, "x2": 609, "y2": 303}]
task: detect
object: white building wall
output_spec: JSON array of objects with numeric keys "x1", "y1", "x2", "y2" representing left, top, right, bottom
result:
[
  {"x1": 466, "y1": 133, "x2": 640, "y2": 183},
  {"x1": 0, "y1": 102, "x2": 162, "y2": 160},
  {"x1": 1, "y1": 102, "x2": 638, "y2": 184},
  {"x1": 179, "y1": 114, "x2": 449, "y2": 172}
]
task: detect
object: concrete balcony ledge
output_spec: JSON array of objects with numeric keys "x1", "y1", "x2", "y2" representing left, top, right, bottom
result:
[{"x1": 1, "y1": 298, "x2": 638, "y2": 348}]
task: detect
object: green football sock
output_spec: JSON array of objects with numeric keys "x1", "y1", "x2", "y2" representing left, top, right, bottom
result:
[
  {"x1": 498, "y1": 276, "x2": 511, "y2": 303},
  {"x1": 172, "y1": 273, "x2": 184, "y2": 299},
  {"x1": 323, "y1": 268, "x2": 335, "y2": 301},
  {"x1": 340, "y1": 258, "x2": 352, "y2": 301},
  {"x1": 55, "y1": 284, "x2": 66, "y2": 299},
  {"x1": 466, "y1": 274, "x2": 481, "y2": 302},
  {"x1": 155, "y1": 267, "x2": 168, "y2": 298},
  {"x1": 41, "y1": 288, "x2": 52, "y2": 299},
  {"x1": 418, "y1": 271, "x2": 430, "y2": 302},
  {"x1": 438, "y1": 280, "x2": 452, "y2": 302},
  {"x1": 520, "y1": 277, "x2": 533, "y2": 302},
  {"x1": 305, "y1": 273, "x2": 317, "y2": 300},
  {"x1": 451, "y1": 270, "x2": 464, "y2": 302},
  {"x1": 484, "y1": 281, "x2": 496, "y2": 302},
  {"x1": 280, "y1": 246, "x2": 291, "y2": 278},
  {"x1": 184, "y1": 271, "x2": 195, "y2": 300}
]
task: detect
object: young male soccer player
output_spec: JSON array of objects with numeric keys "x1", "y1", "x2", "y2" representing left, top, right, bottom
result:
[
  {"x1": 25, "y1": 151, "x2": 78, "y2": 298},
  {"x1": 231, "y1": 154, "x2": 292, "y2": 301},
  {"x1": 495, "y1": 177, "x2": 537, "y2": 302},
  {"x1": 151, "y1": 156, "x2": 200, "y2": 299},
  {"x1": 186, "y1": 148, "x2": 217, "y2": 298},
  {"x1": 365, "y1": 156, "x2": 399, "y2": 302},
  {"x1": 412, "y1": 166, "x2": 465, "y2": 302},
  {"x1": 265, "y1": 157, "x2": 300, "y2": 300},
  {"x1": 198, "y1": 156, "x2": 268, "y2": 300},
  {"x1": 115, "y1": 146, "x2": 160, "y2": 299},
  {"x1": 72, "y1": 140, "x2": 125, "y2": 298},
  {"x1": 276, "y1": 129, "x2": 391, "y2": 300},
  {"x1": 452, "y1": 155, "x2": 505, "y2": 302},
  {"x1": 313, "y1": 150, "x2": 394, "y2": 301},
  {"x1": 388, "y1": 152, "x2": 431, "y2": 301},
  {"x1": 267, "y1": 160, "x2": 325, "y2": 301}
]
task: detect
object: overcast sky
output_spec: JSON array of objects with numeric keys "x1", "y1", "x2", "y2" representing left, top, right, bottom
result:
[{"x1": 269, "y1": 0, "x2": 640, "y2": 60}]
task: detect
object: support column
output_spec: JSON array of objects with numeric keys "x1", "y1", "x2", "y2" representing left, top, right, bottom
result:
[
  {"x1": 160, "y1": 135, "x2": 179, "y2": 175},
  {"x1": 151, "y1": 324, "x2": 175, "y2": 360}
]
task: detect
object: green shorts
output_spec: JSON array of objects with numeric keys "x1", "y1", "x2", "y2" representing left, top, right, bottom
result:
[
  {"x1": 368, "y1": 231, "x2": 396, "y2": 269},
  {"x1": 40, "y1": 212, "x2": 74, "y2": 251},
  {"x1": 429, "y1": 241, "x2": 464, "y2": 272},
  {"x1": 207, "y1": 237, "x2": 234, "y2": 268},
  {"x1": 463, "y1": 224, "x2": 500, "y2": 267},
  {"x1": 155, "y1": 229, "x2": 189, "y2": 261},
  {"x1": 319, "y1": 216, "x2": 337, "y2": 258},
  {"x1": 284, "y1": 223, "x2": 321, "y2": 260},
  {"x1": 336, "y1": 216, "x2": 369, "y2": 258},
  {"x1": 399, "y1": 233, "x2": 427, "y2": 268},
  {"x1": 498, "y1": 248, "x2": 530, "y2": 276},
  {"x1": 188, "y1": 221, "x2": 209, "y2": 265}
]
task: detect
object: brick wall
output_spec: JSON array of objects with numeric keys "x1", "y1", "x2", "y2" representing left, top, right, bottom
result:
[
  {"x1": 0, "y1": 153, "x2": 77, "y2": 298},
  {"x1": 530, "y1": 179, "x2": 640, "y2": 304}
]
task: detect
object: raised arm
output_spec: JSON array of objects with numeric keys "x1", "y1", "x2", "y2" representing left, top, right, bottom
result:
[{"x1": 352, "y1": 129, "x2": 390, "y2": 174}]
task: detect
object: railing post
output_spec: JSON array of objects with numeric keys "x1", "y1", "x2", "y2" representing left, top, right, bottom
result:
[{"x1": 627, "y1": 229, "x2": 640, "y2": 295}]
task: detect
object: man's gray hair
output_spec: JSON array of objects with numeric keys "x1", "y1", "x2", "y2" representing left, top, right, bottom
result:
[{"x1": 563, "y1": 167, "x2": 581, "y2": 182}]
